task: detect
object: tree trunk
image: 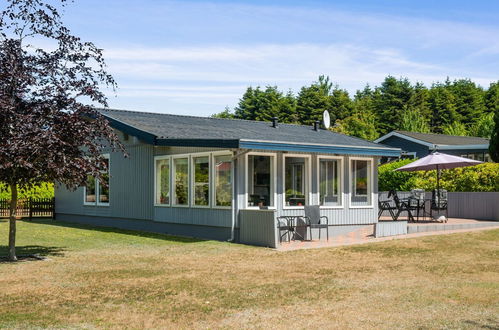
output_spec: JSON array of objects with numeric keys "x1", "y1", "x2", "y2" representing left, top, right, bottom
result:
[{"x1": 9, "y1": 184, "x2": 18, "y2": 261}]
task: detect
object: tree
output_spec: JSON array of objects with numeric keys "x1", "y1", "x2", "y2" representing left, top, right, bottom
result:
[
  {"x1": 448, "y1": 78, "x2": 487, "y2": 126},
  {"x1": 428, "y1": 82, "x2": 458, "y2": 132},
  {"x1": 441, "y1": 122, "x2": 468, "y2": 136},
  {"x1": 399, "y1": 106, "x2": 431, "y2": 133},
  {"x1": 0, "y1": 0, "x2": 123, "y2": 261},
  {"x1": 333, "y1": 110, "x2": 379, "y2": 141},
  {"x1": 487, "y1": 82, "x2": 499, "y2": 161},
  {"x1": 212, "y1": 106, "x2": 234, "y2": 119},
  {"x1": 371, "y1": 76, "x2": 414, "y2": 135},
  {"x1": 469, "y1": 112, "x2": 494, "y2": 138},
  {"x1": 233, "y1": 86, "x2": 296, "y2": 123}
]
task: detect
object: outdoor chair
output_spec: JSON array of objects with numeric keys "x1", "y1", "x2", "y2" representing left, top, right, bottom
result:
[
  {"x1": 378, "y1": 191, "x2": 398, "y2": 220},
  {"x1": 276, "y1": 216, "x2": 293, "y2": 243},
  {"x1": 408, "y1": 189, "x2": 426, "y2": 221},
  {"x1": 392, "y1": 190, "x2": 416, "y2": 222},
  {"x1": 430, "y1": 189, "x2": 448, "y2": 221},
  {"x1": 304, "y1": 205, "x2": 329, "y2": 241}
]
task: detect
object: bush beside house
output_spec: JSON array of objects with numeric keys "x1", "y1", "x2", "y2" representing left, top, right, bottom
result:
[{"x1": 379, "y1": 159, "x2": 499, "y2": 192}]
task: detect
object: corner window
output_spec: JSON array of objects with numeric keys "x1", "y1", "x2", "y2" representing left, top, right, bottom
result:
[
  {"x1": 247, "y1": 154, "x2": 275, "y2": 207},
  {"x1": 192, "y1": 155, "x2": 210, "y2": 206},
  {"x1": 284, "y1": 156, "x2": 309, "y2": 207},
  {"x1": 350, "y1": 158, "x2": 372, "y2": 207},
  {"x1": 84, "y1": 154, "x2": 110, "y2": 206},
  {"x1": 155, "y1": 157, "x2": 170, "y2": 205},
  {"x1": 173, "y1": 157, "x2": 189, "y2": 206},
  {"x1": 319, "y1": 157, "x2": 342, "y2": 207},
  {"x1": 214, "y1": 154, "x2": 232, "y2": 207}
]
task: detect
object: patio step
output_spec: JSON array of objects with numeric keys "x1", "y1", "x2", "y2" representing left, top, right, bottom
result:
[{"x1": 407, "y1": 221, "x2": 499, "y2": 234}]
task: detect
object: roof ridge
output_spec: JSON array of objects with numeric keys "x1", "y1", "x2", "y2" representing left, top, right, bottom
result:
[
  {"x1": 396, "y1": 130, "x2": 487, "y2": 140},
  {"x1": 99, "y1": 107, "x2": 336, "y2": 130}
]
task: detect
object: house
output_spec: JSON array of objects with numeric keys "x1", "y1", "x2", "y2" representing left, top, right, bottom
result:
[
  {"x1": 55, "y1": 109, "x2": 400, "y2": 247},
  {"x1": 374, "y1": 131, "x2": 491, "y2": 162}
]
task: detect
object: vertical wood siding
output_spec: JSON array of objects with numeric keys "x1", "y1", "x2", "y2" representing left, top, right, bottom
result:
[
  {"x1": 239, "y1": 209, "x2": 277, "y2": 248},
  {"x1": 375, "y1": 221, "x2": 408, "y2": 237}
]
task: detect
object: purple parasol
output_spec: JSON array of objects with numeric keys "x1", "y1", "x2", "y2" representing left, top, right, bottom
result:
[{"x1": 395, "y1": 152, "x2": 483, "y2": 191}]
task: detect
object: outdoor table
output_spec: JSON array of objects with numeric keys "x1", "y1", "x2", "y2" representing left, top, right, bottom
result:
[{"x1": 277, "y1": 215, "x2": 309, "y2": 241}]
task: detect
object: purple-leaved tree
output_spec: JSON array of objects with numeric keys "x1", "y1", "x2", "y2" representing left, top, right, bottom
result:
[{"x1": 0, "y1": 0, "x2": 124, "y2": 261}]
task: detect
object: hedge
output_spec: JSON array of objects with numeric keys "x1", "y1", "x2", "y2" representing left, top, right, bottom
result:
[
  {"x1": 0, "y1": 182, "x2": 54, "y2": 200},
  {"x1": 379, "y1": 160, "x2": 499, "y2": 192}
]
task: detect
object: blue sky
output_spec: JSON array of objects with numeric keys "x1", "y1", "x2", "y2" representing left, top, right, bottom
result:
[{"x1": 60, "y1": 0, "x2": 499, "y2": 116}]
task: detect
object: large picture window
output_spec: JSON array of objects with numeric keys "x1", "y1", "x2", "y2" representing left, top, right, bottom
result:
[
  {"x1": 319, "y1": 157, "x2": 342, "y2": 207},
  {"x1": 284, "y1": 156, "x2": 309, "y2": 207},
  {"x1": 350, "y1": 158, "x2": 372, "y2": 207},
  {"x1": 155, "y1": 157, "x2": 170, "y2": 205},
  {"x1": 214, "y1": 154, "x2": 232, "y2": 207},
  {"x1": 83, "y1": 154, "x2": 110, "y2": 206},
  {"x1": 192, "y1": 155, "x2": 210, "y2": 206},
  {"x1": 247, "y1": 154, "x2": 274, "y2": 207},
  {"x1": 173, "y1": 157, "x2": 189, "y2": 206}
]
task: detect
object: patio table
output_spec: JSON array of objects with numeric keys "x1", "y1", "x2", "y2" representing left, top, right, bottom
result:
[{"x1": 277, "y1": 216, "x2": 309, "y2": 242}]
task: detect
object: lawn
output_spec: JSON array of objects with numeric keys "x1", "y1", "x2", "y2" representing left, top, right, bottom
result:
[{"x1": 0, "y1": 219, "x2": 498, "y2": 329}]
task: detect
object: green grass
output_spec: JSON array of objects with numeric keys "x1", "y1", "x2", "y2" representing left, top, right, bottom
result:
[{"x1": 0, "y1": 219, "x2": 498, "y2": 329}]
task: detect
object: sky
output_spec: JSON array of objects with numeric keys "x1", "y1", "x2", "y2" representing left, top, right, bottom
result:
[{"x1": 57, "y1": 0, "x2": 499, "y2": 116}]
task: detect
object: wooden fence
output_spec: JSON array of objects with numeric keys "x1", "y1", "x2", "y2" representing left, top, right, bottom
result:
[{"x1": 0, "y1": 198, "x2": 55, "y2": 220}]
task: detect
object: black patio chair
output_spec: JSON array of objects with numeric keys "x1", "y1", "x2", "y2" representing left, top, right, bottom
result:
[
  {"x1": 304, "y1": 205, "x2": 329, "y2": 241},
  {"x1": 392, "y1": 191, "x2": 416, "y2": 222},
  {"x1": 378, "y1": 191, "x2": 397, "y2": 220},
  {"x1": 277, "y1": 216, "x2": 293, "y2": 243},
  {"x1": 408, "y1": 189, "x2": 426, "y2": 221},
  {"x1": 430, "y1": 189, "x2": 448, "y2": 222}
]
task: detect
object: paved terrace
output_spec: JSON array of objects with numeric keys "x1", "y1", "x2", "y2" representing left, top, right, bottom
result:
[{"x1": 277, "y1": 218, "x2": 499, "y2": 251}]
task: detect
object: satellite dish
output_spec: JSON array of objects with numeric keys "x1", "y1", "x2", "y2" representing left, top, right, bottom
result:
[{"x1": 323, "y1": 110, "x2": 331, "y2": 129}]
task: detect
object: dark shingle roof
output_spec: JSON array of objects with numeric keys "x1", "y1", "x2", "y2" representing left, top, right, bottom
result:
[
  {"x1": 395, "y1": 131, "x2": 489, "y2": 146},
  {"x1": 99, "y1": 109, "x2": 398, "y2": 155}
]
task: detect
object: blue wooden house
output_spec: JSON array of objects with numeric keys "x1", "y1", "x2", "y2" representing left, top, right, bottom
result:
[
  {"x1": 375, "y1": 131, "x2": 491, "y2": 161},
  {"x1": 55, "y1": 109, "x2": 400, "y2": 247}
]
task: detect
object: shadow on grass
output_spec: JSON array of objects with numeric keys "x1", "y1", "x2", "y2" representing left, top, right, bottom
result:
[
  {"x1": 463, "y1": 319, "x2": 499, "y2": 329},
  {"x1": 0, "y1": 245, "x2": 65, "y2": 260},
  {"x1": 25, "y1": 218, "x2": 206, "y2": 244}
]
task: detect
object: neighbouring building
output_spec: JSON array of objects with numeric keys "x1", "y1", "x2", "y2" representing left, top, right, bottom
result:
[{"x1": 375, "y1": 130, "x2": 491, "y2": 162}]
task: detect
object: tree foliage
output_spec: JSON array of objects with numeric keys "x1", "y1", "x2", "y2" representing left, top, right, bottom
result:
[
  {"x1": 0, "y1": 0, "x2": 123, "y2": 260},
  {"x1": 213, "y1": 76, "x2": 497, "y2": 148}
]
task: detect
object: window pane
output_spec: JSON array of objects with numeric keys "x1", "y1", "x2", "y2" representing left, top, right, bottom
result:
[
  {"x1": 193, "y1": 156, "x2": 210, "y2": 206},
  {"x1": 85, "y1": 175, "x2": 96, "y2": 203},
  {"x1": 98, "y1": 173, "x2": 110, "y2": 204},
  {"x1": 351, "y1": 160, "x2": 372, "y2": 206},
  {"x1": 284, "y1": 157, "x2": 307, "y2": 206},
  {"x1": 319, "y1": 158, "x2": 341, "y2": 206},
  {"x1": 215, "y1": 155, "x2": 232, "y2": 207},
  {"x1": 98, "y1": 158, "x2": 110, "y2": 204},
  {"x1": 248, "y1": 155, "x2": 274, "y2": 207},
  {"x1": 174, "y1": 158, "x2": 189, "y2": 205},
  {"x1": 155, "y1": 159, "x2": 170, "y2": 205}
]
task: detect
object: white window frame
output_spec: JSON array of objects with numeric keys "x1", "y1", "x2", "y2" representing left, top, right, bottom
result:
[
  {"x1": 317, "y1": 155, "x2": 344, "y2": 209},
  {"x1": 348, "y1": 157, "x2": 374, "y2": 209},
  {"x1": 154, "y1": 155, "x2": 171, "y2": 207},
  {"x1": 245, "y1": 152, "x2": 277, "y2": 209},
  {"x1": 172, "y1": 154, "x2": 191, "y2": 208},
  {"x1": 83, "y1": 154, "x2": 110, "y2": 207},
  {"x1": 191, "y1": 152, "x2": 212, "y2": 208},
  {"x1": 211, "y1": 151, "x2": 233, "y2": 210},
  {"x1": 282, "y1": 154, "x2": 312, "y2": 210}
]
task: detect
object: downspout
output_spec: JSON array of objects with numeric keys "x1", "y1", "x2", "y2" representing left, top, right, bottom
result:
[{"x1": 229, "y1": 156, "x2": 236, "y2": 242}]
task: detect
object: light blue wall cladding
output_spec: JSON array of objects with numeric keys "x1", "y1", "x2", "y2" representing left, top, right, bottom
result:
[{"x1": 55, "y1": 142, "x2": 154, "y2": 221}]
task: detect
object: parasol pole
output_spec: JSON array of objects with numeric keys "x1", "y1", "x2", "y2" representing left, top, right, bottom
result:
[{"x1": 436, "y1": 164, "x2": 440, "y2": 193}]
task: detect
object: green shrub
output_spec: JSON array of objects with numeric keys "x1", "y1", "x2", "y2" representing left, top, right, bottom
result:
[
  {"x1": 0, "y1": 182, "x2": 54, "y2": 200},
  {"x1": 379, "y1": 160, "x2": 499, "y2": 192}
]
